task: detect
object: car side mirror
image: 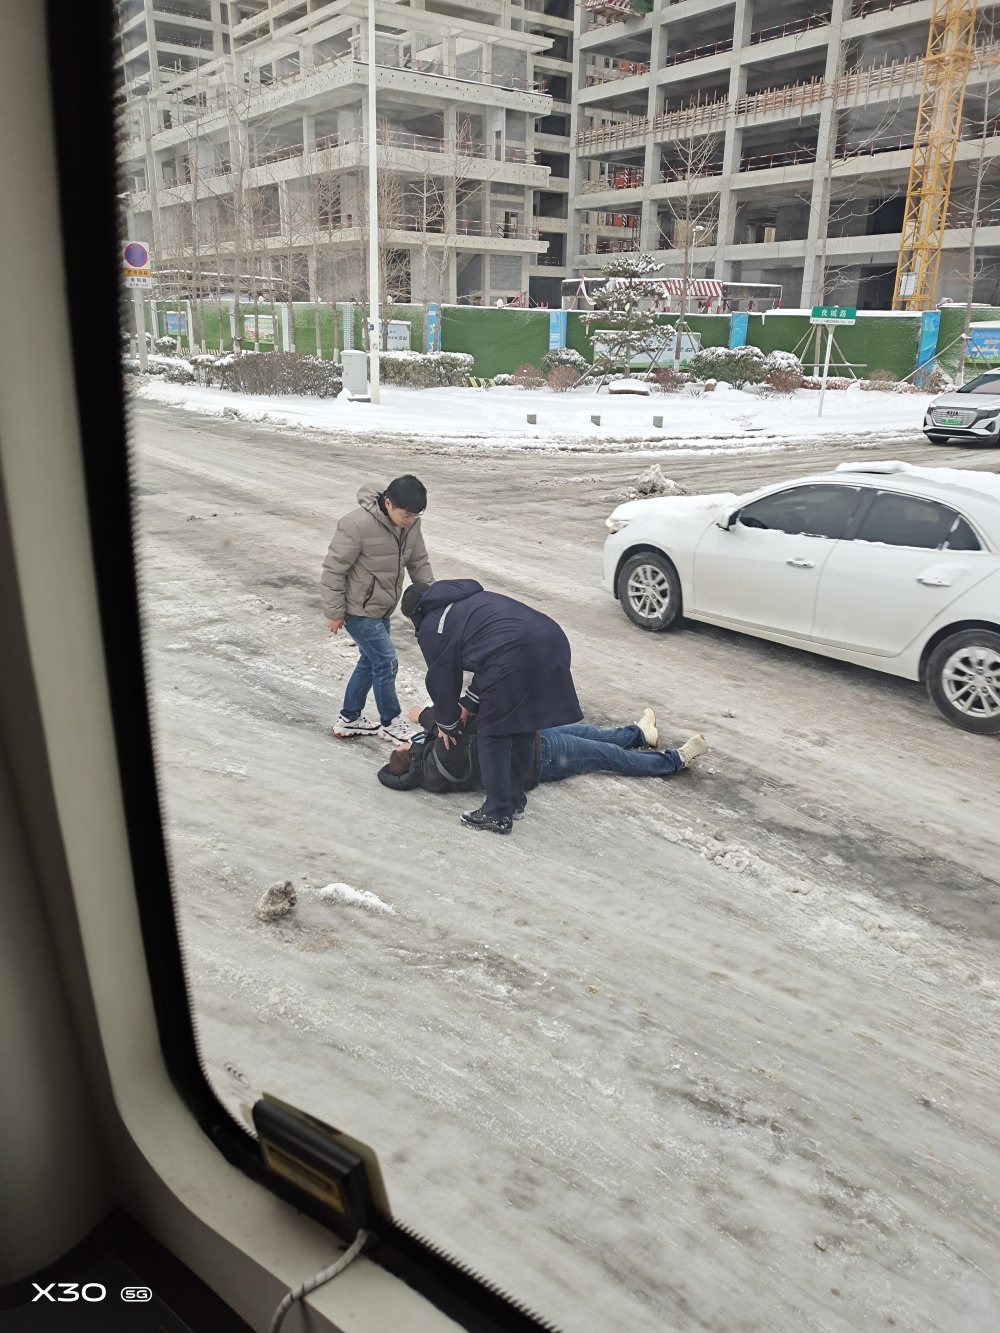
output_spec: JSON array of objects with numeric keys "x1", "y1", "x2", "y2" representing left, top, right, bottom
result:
[{"x1": 717, "y1": 509, "x2": 739, "y2": 531}]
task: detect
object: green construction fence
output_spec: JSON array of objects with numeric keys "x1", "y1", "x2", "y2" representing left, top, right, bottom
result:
[{"x1": 139, "y1": 299, "x2": 1000, "y2": 380}]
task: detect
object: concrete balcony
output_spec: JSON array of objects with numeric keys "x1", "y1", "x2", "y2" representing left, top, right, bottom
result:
[
  {"x1": 578, "y1": 68, "x2": 651, "y2": 106},
  {"x1": 144, "y1": 56, "x2": 552, "y2": 151},
  {"x1": 141, "y1": 133, "x2": 551, "y2": 202},
  {"x1": 153, "y1": 221, "x2": 546, "y2": 261}
]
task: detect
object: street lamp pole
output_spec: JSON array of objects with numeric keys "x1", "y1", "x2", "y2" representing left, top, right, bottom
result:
[{"x1": 367, "y1": 0, "x2": 380, "y2": 403}]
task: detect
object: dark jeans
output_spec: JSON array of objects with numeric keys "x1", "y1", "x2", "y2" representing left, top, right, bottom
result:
[
  {"x1": 341, "y1": 613, "x2": 400, "y2": 725},
  {"x1": 539, "y1": 723, "x2": 683, "y2": 781},
  {"x1": 477, "y1": 731, "x2": 535, "y2": 822}
]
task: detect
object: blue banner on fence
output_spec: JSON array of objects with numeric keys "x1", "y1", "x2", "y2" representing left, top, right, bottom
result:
[
  {"x1": 916, "y1": 310, "x2": 941, "y2": 372},
  {"x1": 729, "y1": 312, "x2": 749, "y2": 349},
  {"x1": 967, "y1": 324, "x2": 1000, "y2": 359},
  {"x1": 165, "y1": 310, "x2": 188, "y2": 335},
  {"x1": 549, "y1": 309, "x2": 568, "y2": 351},
  {"x1": 426, "y1": 303, "x2": 441, "y2": 353}
]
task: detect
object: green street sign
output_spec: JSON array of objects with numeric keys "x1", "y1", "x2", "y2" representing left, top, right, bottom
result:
[{"x1": 811, "y1": 305, "x2": 856, "y2": 325}]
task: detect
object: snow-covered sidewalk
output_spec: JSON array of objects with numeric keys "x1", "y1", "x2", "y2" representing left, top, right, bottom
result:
[{"x1": 137, "y1": 377, "x2": 933, "y2": 450}]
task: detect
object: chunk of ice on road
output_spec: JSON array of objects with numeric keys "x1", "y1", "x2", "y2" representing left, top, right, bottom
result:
[{"x1": 317, "y1": 882, "x2": 395, "y2": 915}]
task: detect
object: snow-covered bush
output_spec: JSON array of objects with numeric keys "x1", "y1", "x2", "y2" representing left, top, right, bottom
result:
[
  {"x1": 513, "y1": 362, "x2": 544, "y2": 389},
  {"x1": 762, "y1": 352, "x2": 804, "y2": 395},
  {"x1": 163, "y1": 360, "x2": 195, "y2": 383},
  {"x1": 689, "y1": 344, "x2": 768, "y2": 388},
  {"x1": 155, "y1": 336, "x2": 178, "y2": 354},
  {"x1": 121, "y1": 353, "x2": 193, "y2": 381},
  {"x1": 860, "y1": 377, "x2": 920, "y2": 394},
  {"x1": 547, "y1": 365, "x2": 580, "y2": 392},
  {"x1": 541, "y1": 347, "x2": 588, "y2": 377},
  {"x1": 378, "y1": 351, "x2": 474, "y2": 388},
  {"x1": 651, "y1": 366, "x2": 691, "y2": 393},
  {"x1": 202, "y1": 351, "x2": 343, "y2": 396},
  {"x1": 492, "y1": 373, "x2": 514, "y2": 386},
  {"x1": 800, "y1": 375, "x2": 853, "y2": 391}
]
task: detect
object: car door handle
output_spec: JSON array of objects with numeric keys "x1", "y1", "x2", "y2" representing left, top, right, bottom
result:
[
  {"x1": 786, "y1": 558, "x2": 814, "y2": 568},
  {"x1": 917, "y1": 575, "x2": 950, "y2": 587}
]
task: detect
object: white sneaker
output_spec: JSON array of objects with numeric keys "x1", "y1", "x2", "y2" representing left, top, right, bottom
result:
[
  {"x1": 333, "y1": 712, "x2": 379, "y2": 738},
  {"x1": 635, "y1": 707, "x2": 658, "y2": 748},
  {"x1": 677, "y1": 734, "x2": 708, "y2": 767},
  {"x1": 379, "y1": 715, "x2": 422, "y2": 743}
]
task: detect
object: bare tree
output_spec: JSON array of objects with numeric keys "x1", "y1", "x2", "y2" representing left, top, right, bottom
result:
[
  {"x1": 407, "y1": 118, "x2": 496, "y2": 342},
  {"x1": 658, "y1": 132, "x2": 723, "y2": 368}
]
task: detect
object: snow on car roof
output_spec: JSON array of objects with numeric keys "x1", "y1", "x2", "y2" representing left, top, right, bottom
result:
[{"x1": 834, "y1": 460, "x2": 1000, "y2": 505}]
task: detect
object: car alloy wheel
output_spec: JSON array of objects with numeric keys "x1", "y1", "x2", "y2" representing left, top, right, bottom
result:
[
  {"x1": 628, "y1": 563, "x2": 672, "y2": 619},
  {"x1": 927, "y1": 630, "x2": 1000, "y2": 734},
  {"x1": 617, "y1": 552, "x2": 682, "y2": 631},
  {"x1": 942, "y1": 644, "x2": 1000, "y2": 716}
]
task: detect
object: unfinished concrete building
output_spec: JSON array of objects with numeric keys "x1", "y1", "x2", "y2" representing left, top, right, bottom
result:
[
  {"x1": 116, "y1": 0, "x2": 561, "y2": 311},
  {"x1": 571, "y1": 0, "x2": 1000, "y2": 308}
]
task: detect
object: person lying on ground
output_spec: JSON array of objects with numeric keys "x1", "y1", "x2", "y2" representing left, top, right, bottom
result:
[
  {"x1": 400, "y1": 579, "x2": 584, "y2": 835},
  {"x1": 376, "y1": 705, "x2": 709, "y2": 803},
  {"x1": 320, "y1": 475, "x2": 433, "y2": 743}
]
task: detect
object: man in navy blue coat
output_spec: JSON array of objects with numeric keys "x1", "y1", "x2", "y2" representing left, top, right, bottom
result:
[{"x1": 401, "y1": 579, "x2": 583, "y2": 834}]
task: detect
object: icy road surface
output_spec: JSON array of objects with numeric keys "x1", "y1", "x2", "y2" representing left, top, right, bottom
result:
[{"x1": 131, "y1": 401, "x2": 1000, "y2": 1333}]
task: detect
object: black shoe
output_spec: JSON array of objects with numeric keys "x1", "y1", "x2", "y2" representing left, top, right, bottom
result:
[{"x1": 461, "y1": 805, "x2": 513, "y2": 835}]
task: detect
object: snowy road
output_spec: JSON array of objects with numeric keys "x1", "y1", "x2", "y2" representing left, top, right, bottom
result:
[{"x1": 132, "y1": 400, "x2": 1000, "y2": 1333}]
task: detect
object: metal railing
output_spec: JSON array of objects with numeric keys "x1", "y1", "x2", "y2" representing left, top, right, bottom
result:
[
  {"x1": 588, "y1": 237, "x2": 640, "y2": 254},
  {"x1": 661, "y1": 161, "x2": 724, "y2": 181},
  {"x1": 750, "y1": 11, "x2": 831, "y2": 45},
  {"x1": 580, "y1": 166, "x2": 645, "y2": 191},
  {"x1": 739, "y1": 145, "x2": 818, "y2": 171},
  {"x1": 851, "y1": 0, "x2": 921, "y2": 15},
  {"x1": 152, "y1": 1, "x2": 213, "y2": 19},
  {"x1": 312, "y1": 127, "x2": 540, "y2": 164},
  {"x1": 155, "y1": 29, "x2": 214, "y2": 49},
  {"x1": 585, "y1": 59, "x2": 649, "y2": 85},
  {"x1": 664, "y1": 37, "x2": 733, "y2": 67}
]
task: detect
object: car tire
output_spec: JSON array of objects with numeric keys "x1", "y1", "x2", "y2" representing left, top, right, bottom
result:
[
  {"x1": 926, "y1": 629, "x2": 1000, "y2": 734},
  {"x1": 924, "y1": 432, "x2": 953, "y2": 445},
  {"x1": 617, "y1": 552, "x2": 683, "y2": 631}
]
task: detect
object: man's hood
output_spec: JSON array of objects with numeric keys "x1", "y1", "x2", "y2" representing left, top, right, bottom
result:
[
  {"x1": 357, "y1": 483, "x2": 394, "y2": 529},
  {"x1": 412, "y1": 579, "x2": 482, "y2": 629}
]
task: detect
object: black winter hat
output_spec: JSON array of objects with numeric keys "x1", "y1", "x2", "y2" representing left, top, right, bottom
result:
[{"x1": 401, "y1": 583, "x2": 431, "y2": 618}]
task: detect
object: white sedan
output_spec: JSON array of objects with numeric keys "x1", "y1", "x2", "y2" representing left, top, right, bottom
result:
[{"x1": 602, "y1": 461, "x2": 1000, "y2": 733}]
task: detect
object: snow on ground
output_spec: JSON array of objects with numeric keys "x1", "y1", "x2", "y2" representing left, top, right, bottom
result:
[
  {"x1": 136, "y1": 377, "x2": 933, "y2": 450},
  {"x1": 132, "y1": 404, "x2": 1000, "y2": 1333}
]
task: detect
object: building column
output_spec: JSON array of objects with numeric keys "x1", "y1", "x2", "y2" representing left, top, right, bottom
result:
[
  {"x1": 566, "y1": 0, "x2": 588, "y2": 265},
  {"x1": 714, "y1": 0, "x2": 751, "y2": 278},
  {"x1": 801, "y1": 0, "x2": 851, "y2": 306},
  {"x1": 640, "y1": 2, "x2": 666, "y2": 252}
]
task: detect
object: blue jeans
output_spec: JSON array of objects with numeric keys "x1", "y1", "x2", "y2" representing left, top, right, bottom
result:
[
  {"x1": 341, "y1": 613, "x2": 400, "y2": 724},
  {"x1": 538, "y1": 723, "x2": 683, "y2": 781}
]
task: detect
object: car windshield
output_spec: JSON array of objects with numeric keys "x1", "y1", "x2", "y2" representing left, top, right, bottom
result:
[{"x1": 956, "y1": 373, "x2": 1000, "y2": 395}]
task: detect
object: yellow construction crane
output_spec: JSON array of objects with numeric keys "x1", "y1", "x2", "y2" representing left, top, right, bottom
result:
[{"x1": 893, "y1": 0, "x2": 978, "y2": 311}]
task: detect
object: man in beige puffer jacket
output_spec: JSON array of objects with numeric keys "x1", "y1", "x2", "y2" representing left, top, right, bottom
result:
[{"x1": 320, "y1": 475, "x2": 434, "y2": 741}]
